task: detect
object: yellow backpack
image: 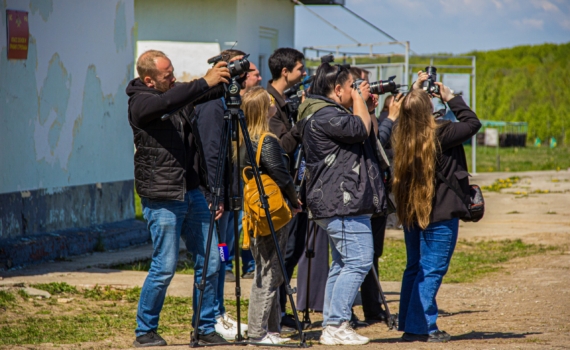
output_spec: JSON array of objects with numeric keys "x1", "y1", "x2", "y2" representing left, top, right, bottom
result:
[{"x1": 242, "y1": 133, "x2": 292, "y2": 249}]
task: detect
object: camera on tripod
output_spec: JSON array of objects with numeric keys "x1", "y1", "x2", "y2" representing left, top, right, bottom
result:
[
  {"x1": 352, "y1": 75, "x2": 401, "y2": 95},
  {"x1": 422, "y1": 66, "x2": 440, "y2": 95},
  {"x1": 207, "y1": 53, "x2": 251, "y2": 78}
]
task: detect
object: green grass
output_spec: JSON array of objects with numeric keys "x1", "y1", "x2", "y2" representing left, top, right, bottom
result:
[
  {"x1": 0, "y1": 290, "x2": 16, "y2": 308},
  {"x1": 135, "y1": 191, "x2": 143, "y2": 221},
  {"x1": 465, "y1": 145, "x2": 570, "y2": 172},
  {"x1": 378, "y1": 238, "x2": 561, "y2": 283},
  {"x1": 31, "y1": 282, "x2": 79, "y2": 295}
]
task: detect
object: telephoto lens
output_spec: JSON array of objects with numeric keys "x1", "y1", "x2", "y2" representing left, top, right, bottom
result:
[
  {"x1": 352, "y1": 75, "x2": 401, "y2": 95},
  {"x1": 423, "y1": 66, "x2": 440, "y2": 95}
]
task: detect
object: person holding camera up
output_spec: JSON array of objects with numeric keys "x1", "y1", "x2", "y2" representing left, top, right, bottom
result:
[
  {"x1": 297, "y1": 62, "x2": 387, "y2": 345},
  {"x1": 391, "y1": 73, "x2": 481, "y2": 343},
  {"x1": 237, "y1": 86, "x2": 302, "y2": 344},
  {"x1": 126, "y1": 50, "x2": 230, "y2": 347}
]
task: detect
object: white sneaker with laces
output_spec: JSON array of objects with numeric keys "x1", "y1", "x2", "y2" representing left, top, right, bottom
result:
[
  {"x1": 215, "y1": 313, "x2": 247, "y2": 340},
  {"x1": 249, "y1": 332, "x2": 291, "y2": 344},
  {"x1": 319, "y1": 321, "x2": 369, "y2": 345},
  {"x1": 221, "y1": 313, "x2": 248, "y2": 332}
]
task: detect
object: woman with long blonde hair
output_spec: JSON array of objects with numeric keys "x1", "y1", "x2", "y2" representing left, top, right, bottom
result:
[
  {"x1": 391, "y1": 76, "x2": 481, "y2": 343},
  {"x1": 237, "y1": 86, "x2": 301, "y2": 344}
]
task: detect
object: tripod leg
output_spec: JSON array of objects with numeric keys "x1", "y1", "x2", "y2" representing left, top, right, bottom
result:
[
  {"x1": 370, "y1": 264, "x2": 397, "y2": 330},
  {"x1": 302, "y1": 223, "x2": 317, "y2": 328},
  {"x1": 236, "y1": 112, "x2": 307, "y2": 347},
  {"x1": 190, "y1": 113, "x2": 232, "y2": 347}
]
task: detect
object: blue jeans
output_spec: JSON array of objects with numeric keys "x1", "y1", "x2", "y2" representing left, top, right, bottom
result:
[
  {"x1": 398, "y1": 218, "x2": 459, "y2": 335},
  {"x1": 315, "y1": 215, "x2": 374, "y2": 327},
  {"x1": 136, "y1": 189, "x2": 220, "y2": 336},
  {"x1": 215, "y1": 210, "x2": 235, "y2": 317}
]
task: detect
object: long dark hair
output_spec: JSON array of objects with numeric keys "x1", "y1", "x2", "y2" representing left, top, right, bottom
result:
[{"x1": 310, "y1": 63, "x2": 351, "y2": 97}]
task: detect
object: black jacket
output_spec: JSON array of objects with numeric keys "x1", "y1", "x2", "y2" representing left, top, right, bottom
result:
[
  {"x1": 299, "y1": 96, "x2": 387, "y2": 220},
  {"x1": 126, "y1": 78, "x2": 223, "y2": 201},
  {"x1": 432, "y1": 96, "x2": 481, "y2": 222},
  {"x1": 267, "y1": 82, "x2": 302, "y2": 158},
  {"x1": 239, "y1": 135, "x2": 299, "y2": 210}
]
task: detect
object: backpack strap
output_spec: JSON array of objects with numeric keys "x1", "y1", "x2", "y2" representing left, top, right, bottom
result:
[
  {"x1": 256, "y1": 133, "x2": 268, "y2": 166},
  {"x1": 436, "y1": 171, "x2": 471, "y2": 207}
]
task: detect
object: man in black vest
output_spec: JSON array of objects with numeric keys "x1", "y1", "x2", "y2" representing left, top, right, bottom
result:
[
  {"x1": 266, "y1": 48, "x2": 308, "y2": 330},
  {"x1": 126, "y1": 50, "x2": 230, "y2": 347}
]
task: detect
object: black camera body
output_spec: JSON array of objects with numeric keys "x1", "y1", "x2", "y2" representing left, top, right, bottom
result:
[
  {"x1": 207, "y1": 54, "x2": 251, "y2": 78},
  {"x1": 352, "y1": 75, "x2": 401, "y2": 95},
  {"x1": 284, "y1": 76, "x2": 314, "y2": 115},
  {"x1": 422, "y1": 66, "x2": 440, "y2": 95}
]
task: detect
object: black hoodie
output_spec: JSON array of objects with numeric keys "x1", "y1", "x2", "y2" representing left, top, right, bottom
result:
[{"x1": 126, "y1": 78, "x2": 224, "y2": 201}]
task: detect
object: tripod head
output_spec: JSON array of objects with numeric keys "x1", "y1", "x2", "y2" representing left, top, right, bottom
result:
[{"x1": 223, "y1": 77, "x2": 243, "y2": 109}]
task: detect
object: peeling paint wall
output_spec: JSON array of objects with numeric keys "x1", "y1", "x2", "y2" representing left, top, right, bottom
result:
[
  {"x1": 0, "y1": 1, "x2": 136, "y2": 238},
  {"x1": 0, "y1": 0, "x2": 135, "y2": 194}
]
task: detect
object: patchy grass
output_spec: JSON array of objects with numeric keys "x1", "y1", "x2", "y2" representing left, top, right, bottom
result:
[
  {"x1": 0, "y1": 290, "x2": 16, "y2": 308},
  {"x1": 378, "y1": 238, "x2": 561, "y2": 283},
  {"x1": 31, "y1": 282, "x2": 79, "y2": 295}
]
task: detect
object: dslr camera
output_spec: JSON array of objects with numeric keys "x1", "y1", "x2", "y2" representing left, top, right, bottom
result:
[
  {"x1": 422, "y1": 66, "x2": 440, "y2": 95},
  {"x1": 207, "y1": 53, "x2": 251, "y2": 78},
  {"x1": 284, "y1": 76, "x2": 314, "y2": 116},
  {"x1": 352, "y1": 75, "x2": 401, "y2": 95}
]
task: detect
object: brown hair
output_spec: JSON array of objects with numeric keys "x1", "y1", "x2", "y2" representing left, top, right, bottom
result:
[
  {"x1": 391, "y1": 89, "x2": 439, "y2": 229},
  {"x1": 136, "y1": 50, "x2": 168, "y2": 81},
  {"x1": 234, "y1": 86, "x2": 276, "y2": 159},
  {"x1": 382, "y1": 95, "x2": 394, "y2": 112},
  {"x1": 221, "y1": 49, "x2": 246, "y2": 60}
]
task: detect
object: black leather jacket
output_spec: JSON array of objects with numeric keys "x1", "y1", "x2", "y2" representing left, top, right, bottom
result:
[{"x1": 239, "y1": 135, "x2": 299, "y2": 209}]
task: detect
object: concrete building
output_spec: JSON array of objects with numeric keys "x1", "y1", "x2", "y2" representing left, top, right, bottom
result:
[{"x1": 0, "y1": 0, "x2": 298, "y2": 269}]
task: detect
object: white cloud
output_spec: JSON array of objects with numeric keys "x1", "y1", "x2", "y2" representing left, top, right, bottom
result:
[{"x1": 531, "y1": 0, "x2": 560, "y2": 13}]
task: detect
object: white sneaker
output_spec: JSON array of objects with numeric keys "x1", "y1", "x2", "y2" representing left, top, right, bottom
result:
[
  {"x1": 319, "y1": 321, "x2": 369, "y2": 345},
  {"x1": 249, "y1": 332, "x2": 291, "y2": 344},
  {"x1": 221, "y1": 313, "x2": 248, "y2": 332},
  {"x1": 215, "y1": 313, "x2": 247, "y2": 340}
]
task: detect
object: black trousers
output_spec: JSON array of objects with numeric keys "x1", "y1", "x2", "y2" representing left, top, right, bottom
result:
[
  {"x1": 296, "y1": 222, "x2": 329, "y2": 312},
  {"x1": 360, "y1": 215, "x2": 387, "y2": 318},
  {"x1": 279, "y1": 212, "x2": 308, "y2": 313}
]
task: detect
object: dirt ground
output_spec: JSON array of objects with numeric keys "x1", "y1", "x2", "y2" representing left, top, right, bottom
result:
[{"x1": 2, "y1": 170, "x2": 570, "y2": 349}]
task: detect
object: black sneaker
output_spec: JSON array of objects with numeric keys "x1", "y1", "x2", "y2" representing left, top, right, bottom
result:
[
  {"x1": 241, "y1": 271, "x2": 254, "y2": 279},
  {"x1": 402, "y1": 330, "x2": 451, "y2": 343},
  {"x1": 364, "y1": 310, "x2": 387, "y2": 325},
  {"x1": 197, "y1": 331, "x2": 229, "y2": 345},
  {"x1": 280, "y1": 314, "x2": 297, "y2": 329},
  {"x1": 133, "y1": 330, "x2": 167, "y2": 347},
  {"x1": 225, "y1": 270, "x2": 236, "y2": 283},
  {"x1": 349, "y1": 312, "x2": 369, "y2": 329}
]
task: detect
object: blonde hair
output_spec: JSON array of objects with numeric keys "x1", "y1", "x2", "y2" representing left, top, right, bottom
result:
[
  {"x1": 234, "y1": 86, "x2": 276, "y2": 159},
  {"x1": 136, "y1": 50, "x2": 168, "y2": 81},
  {"x1": 392, "y1": 89, "x2": 439, "y2": 229}
]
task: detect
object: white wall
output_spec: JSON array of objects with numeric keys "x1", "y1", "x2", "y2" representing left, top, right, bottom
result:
[
  {"x1": 0, "y1": 0, "x2": 136, "y2": 194},
  {"x1": 135, "y1": 0, "x2": 295, "y2": 86}
]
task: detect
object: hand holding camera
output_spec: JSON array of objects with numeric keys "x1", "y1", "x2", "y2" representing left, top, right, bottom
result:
[
  {"x1": 412, "y1": 70, "x2": 429, "y2": 90},
  {"x1": 433, "y1": 82, "x2": 455, "y2": 102},
  {"x1": 204, "y1": 61, "x2": 231, "y2": 87},
  {"x1": 351, "y1": 79, "x2": 370, "y2": 102}
]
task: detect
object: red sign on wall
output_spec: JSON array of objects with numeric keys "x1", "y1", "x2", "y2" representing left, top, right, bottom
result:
[{"x1": 6, "y1": 10, "x2": 29, "y2": 60}]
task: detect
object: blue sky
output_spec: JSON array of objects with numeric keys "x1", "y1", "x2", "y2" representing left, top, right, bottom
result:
[{"x1": 294, "y1": 0, "x2": 570, "y2": 57}]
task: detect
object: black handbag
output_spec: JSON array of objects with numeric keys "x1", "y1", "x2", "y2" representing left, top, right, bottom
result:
[{"x1": 436, "y1": 172, "x2": 484, "y2": 222}]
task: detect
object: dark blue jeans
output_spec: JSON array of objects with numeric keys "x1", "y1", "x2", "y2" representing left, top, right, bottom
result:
[
  {"x1": 398, "y1": 218, "x2": 459, "y2": 335},
  {"x1": 136, "y1": 189, "x2": 220, "y2": 336}
]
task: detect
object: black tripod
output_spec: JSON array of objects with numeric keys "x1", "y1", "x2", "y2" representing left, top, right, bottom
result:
[{"x1": 190, "y1": 78, "x2": 308, "y2": 348}]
